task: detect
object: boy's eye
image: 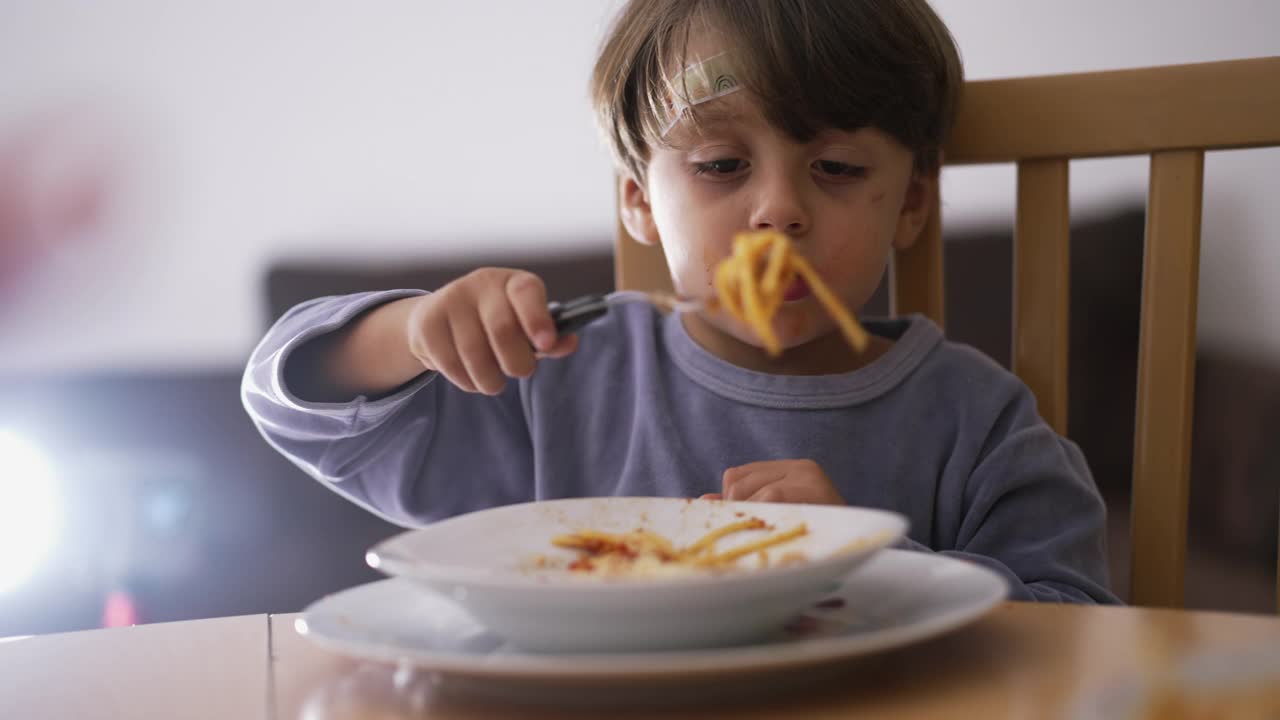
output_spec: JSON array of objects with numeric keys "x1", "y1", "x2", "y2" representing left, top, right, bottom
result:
[
  {"x1": 814, "y1": 160, "x2": 867, "y2": 178},
  {"x1": 692, "y1": 159, "x2": 748, "y2": 176}
]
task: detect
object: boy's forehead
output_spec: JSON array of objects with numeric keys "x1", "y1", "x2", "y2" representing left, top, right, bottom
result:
[
  {"x1": 685, "y1": 92, "x2": 752, "y2": 125},
  {"x1": 665, "y1": 93, "x2": 889, "y2": 155},
  {"x1": 663, "y1": 94, "x2": 756, "y2": 143},
  {"x1": 658, "y1": 25, "x2": 889, "y2": 150},
  {"x1": 673, "y1": 22, "x2": 729, "y2": 71},
  {"x1": 662, "y1": 31, "x2": 859, "y2": 143},
  {"x1": 662, "y1": 43, "x2": 744, "y2": 136}
]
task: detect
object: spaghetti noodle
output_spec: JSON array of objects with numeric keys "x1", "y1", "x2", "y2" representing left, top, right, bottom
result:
[
  {"x1": 712, "y1": 229, "x2": 870, "y2": 356},
  {"x1": 552, "y1": 518, "x2": 808, "y2": 576}
]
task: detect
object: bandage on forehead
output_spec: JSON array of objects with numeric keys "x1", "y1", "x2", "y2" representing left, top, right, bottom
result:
[{"x1": 661, "y1": 52, "x2": 742, "y2": 135}]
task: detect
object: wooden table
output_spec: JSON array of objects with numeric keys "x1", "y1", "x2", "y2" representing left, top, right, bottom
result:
[{"x1": 3, "y1": 603, "x2": 1279, "y2": 719}]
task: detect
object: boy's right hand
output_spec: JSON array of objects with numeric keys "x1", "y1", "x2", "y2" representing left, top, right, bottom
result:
[{"x1": 405, "y1": 268, "x2": 579, "y2": 395}]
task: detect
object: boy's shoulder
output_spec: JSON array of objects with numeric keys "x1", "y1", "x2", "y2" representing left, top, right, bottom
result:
[
  {"x1": 863, "y1": 314, "x2": 1012, "y2": 381},
  {"x1": 917, "y1": 327, "x2": 1021, "y2": 391},
  {"x1": 865, "y1": 315, "x2": 1038, "y2": 418}
]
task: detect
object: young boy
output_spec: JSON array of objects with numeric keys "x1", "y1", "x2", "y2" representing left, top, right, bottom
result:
[{"x1": 243, "y1": 0, "x2": 1118, "y2": 604}]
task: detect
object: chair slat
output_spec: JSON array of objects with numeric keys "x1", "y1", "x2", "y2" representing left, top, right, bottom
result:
[
  {"x1": 613, "y1": 213, "x2": 673, "y2": 293},
  {"x1": 891, "y1": 191, "x2": 946, "y2": 327},
  {"x1": 1013, "y1": 159, "x2": 1071, "y2": 435},
  {"x1": 1130, "y1": 149, "x2": 1204, "y2": 608},
  {"x1": 947, "y1": 57, "x2": 1280, "y2": 164}
]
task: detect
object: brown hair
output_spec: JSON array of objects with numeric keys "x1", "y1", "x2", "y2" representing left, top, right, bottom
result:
[{"x1": 591, "y1": 0, "x2": 964, "y2": 181}]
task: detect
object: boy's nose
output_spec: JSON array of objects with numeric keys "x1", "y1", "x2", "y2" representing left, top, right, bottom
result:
[{"x1": 749, "y1": 177, "x2": 810, "y2": 236}]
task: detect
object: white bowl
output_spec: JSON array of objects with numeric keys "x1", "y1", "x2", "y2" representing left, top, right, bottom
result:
[{"x1": 366, "y1": 497, "x2": 907, "y2": 652}]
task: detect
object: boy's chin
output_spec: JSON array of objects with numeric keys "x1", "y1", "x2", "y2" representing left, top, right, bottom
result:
[{"x1": 717, "y1": 317, "x2": 828, "y2": 355}]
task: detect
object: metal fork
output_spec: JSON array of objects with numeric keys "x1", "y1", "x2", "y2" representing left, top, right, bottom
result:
[{"x1": 549, "y1": 290, "x2": 707, "y2": 335}]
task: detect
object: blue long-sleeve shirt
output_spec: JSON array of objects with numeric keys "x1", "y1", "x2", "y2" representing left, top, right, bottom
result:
[{"x1": 242, "y1": 289, "x2": 1118, "y2": 604}]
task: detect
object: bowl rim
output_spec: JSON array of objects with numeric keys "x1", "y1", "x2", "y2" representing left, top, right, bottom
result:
[{"x1": 365, "y1": 497, "x2": 909, "y2": 595}]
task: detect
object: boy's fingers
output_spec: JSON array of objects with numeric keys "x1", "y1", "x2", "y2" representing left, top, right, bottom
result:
[
  {"x1": 722, "y1": 466, "x2": 787, "y2": 500},
  {"x1": 746, "y1": 485, "x2": 786, "y2": 504},
  {"x1": 505, "y1": 272, "x2": 556, "y2": 352},
  {"x1": 699, "y1": 493, "x2": 723, "y2": 500},
  {"x1": 722, "y1": 460, "x2": 784, "y2": 484},
  {"x1": 430, "y1": 352, "x2": 477, "y2": 393},
  {"x1": 407, "y1": 312, "x2": 448, "y2": 372},
  {"x1": 428, "y1": 323, "x2": 477, "y2": 393},
  {"x1": 722, "y1": 465, "x2": 749, "y2": 485},
  {"x1": 478, "y1": 294, "x2": 537, "y2": 378},
  {"x1": 537, "y1": 333, "x2": 579, "y2": 359},
  {"x1": 449, "y1": 312, "x2": 506, "y2": 395}
]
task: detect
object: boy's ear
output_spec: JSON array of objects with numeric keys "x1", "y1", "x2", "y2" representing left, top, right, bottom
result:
[
  {"x1": 892, "y1": 164, "x2": 940, "y2": 252},
  {"x1": 619, "y1": 175, "x2": 660, "y2": 247}
]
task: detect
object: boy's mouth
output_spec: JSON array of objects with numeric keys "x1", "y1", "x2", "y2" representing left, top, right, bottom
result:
[{"x1": 783, "y1": 277, "x2": 811, "y2": 302}]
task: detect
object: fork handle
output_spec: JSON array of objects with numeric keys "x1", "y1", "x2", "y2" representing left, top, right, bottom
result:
[{"x1": 548, "y1": 294, "x2": 610, "y2": 336}]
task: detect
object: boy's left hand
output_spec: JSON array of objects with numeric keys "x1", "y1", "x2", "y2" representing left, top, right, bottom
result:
[{"x1": 702, "y1": 459, "x2": 847, "y2": 505}]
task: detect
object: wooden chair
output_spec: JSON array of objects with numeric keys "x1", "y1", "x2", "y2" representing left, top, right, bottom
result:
[{"x1": 613, "y1": 57, "x2": 1280, "y2": 611}]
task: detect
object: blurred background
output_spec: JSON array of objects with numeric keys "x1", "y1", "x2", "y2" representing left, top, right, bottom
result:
[{"x1": 0, "y1": 0, "x2": 1277, "y2": 636}]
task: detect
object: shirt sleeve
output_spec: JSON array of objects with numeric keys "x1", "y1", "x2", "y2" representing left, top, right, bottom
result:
[
  {"x1": 901, "y1": 387, "x2": 1121, "y2": 605},
  {"x1": 240, "y1": 290, "x2": 535, "y2": 527}
]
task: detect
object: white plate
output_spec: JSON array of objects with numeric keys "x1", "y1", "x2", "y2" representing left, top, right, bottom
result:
[
  {"x1": 298, "y1": 548, "x2": 1008, "y2": 683},
  {"x1": 365, "y1": 497, "x2": 908, "y2": 652}
]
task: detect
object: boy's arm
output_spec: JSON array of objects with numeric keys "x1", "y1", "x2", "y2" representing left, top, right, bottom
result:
[
  {"x1": 907, "y1": 399, "x2": 1120, "y2": 604},
  {"x1": 283, "y1": 268, "x2": 575, "y2": 403},
  {"x1": 284, "y1": 294, "x2": 426, "y2": 403},
  {"x1": 241, "y1": 290, "x2": 535, "y2": 526}
]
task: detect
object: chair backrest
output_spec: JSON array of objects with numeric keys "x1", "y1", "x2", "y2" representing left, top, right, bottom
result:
[{"x1": 613, "y1": 57, "x2": 1280, "y2": 611}]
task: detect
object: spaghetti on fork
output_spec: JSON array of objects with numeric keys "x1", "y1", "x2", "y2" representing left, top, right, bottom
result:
[{"x1": 713, "y1": 229, "x2": 870, "y2": 356}]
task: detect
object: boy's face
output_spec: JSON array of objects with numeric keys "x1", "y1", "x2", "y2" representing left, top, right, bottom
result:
[{"x1": 620, "y1": 35, "x2": 934, "y2": 359}]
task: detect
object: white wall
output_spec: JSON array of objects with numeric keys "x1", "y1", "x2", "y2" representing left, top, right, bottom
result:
[
  {"x1": 0, "y1": 0, "x2": 1276, "y2": 373},
  {"x1": 0, "y1": 0, "x2": 624, "y2": 373}
]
